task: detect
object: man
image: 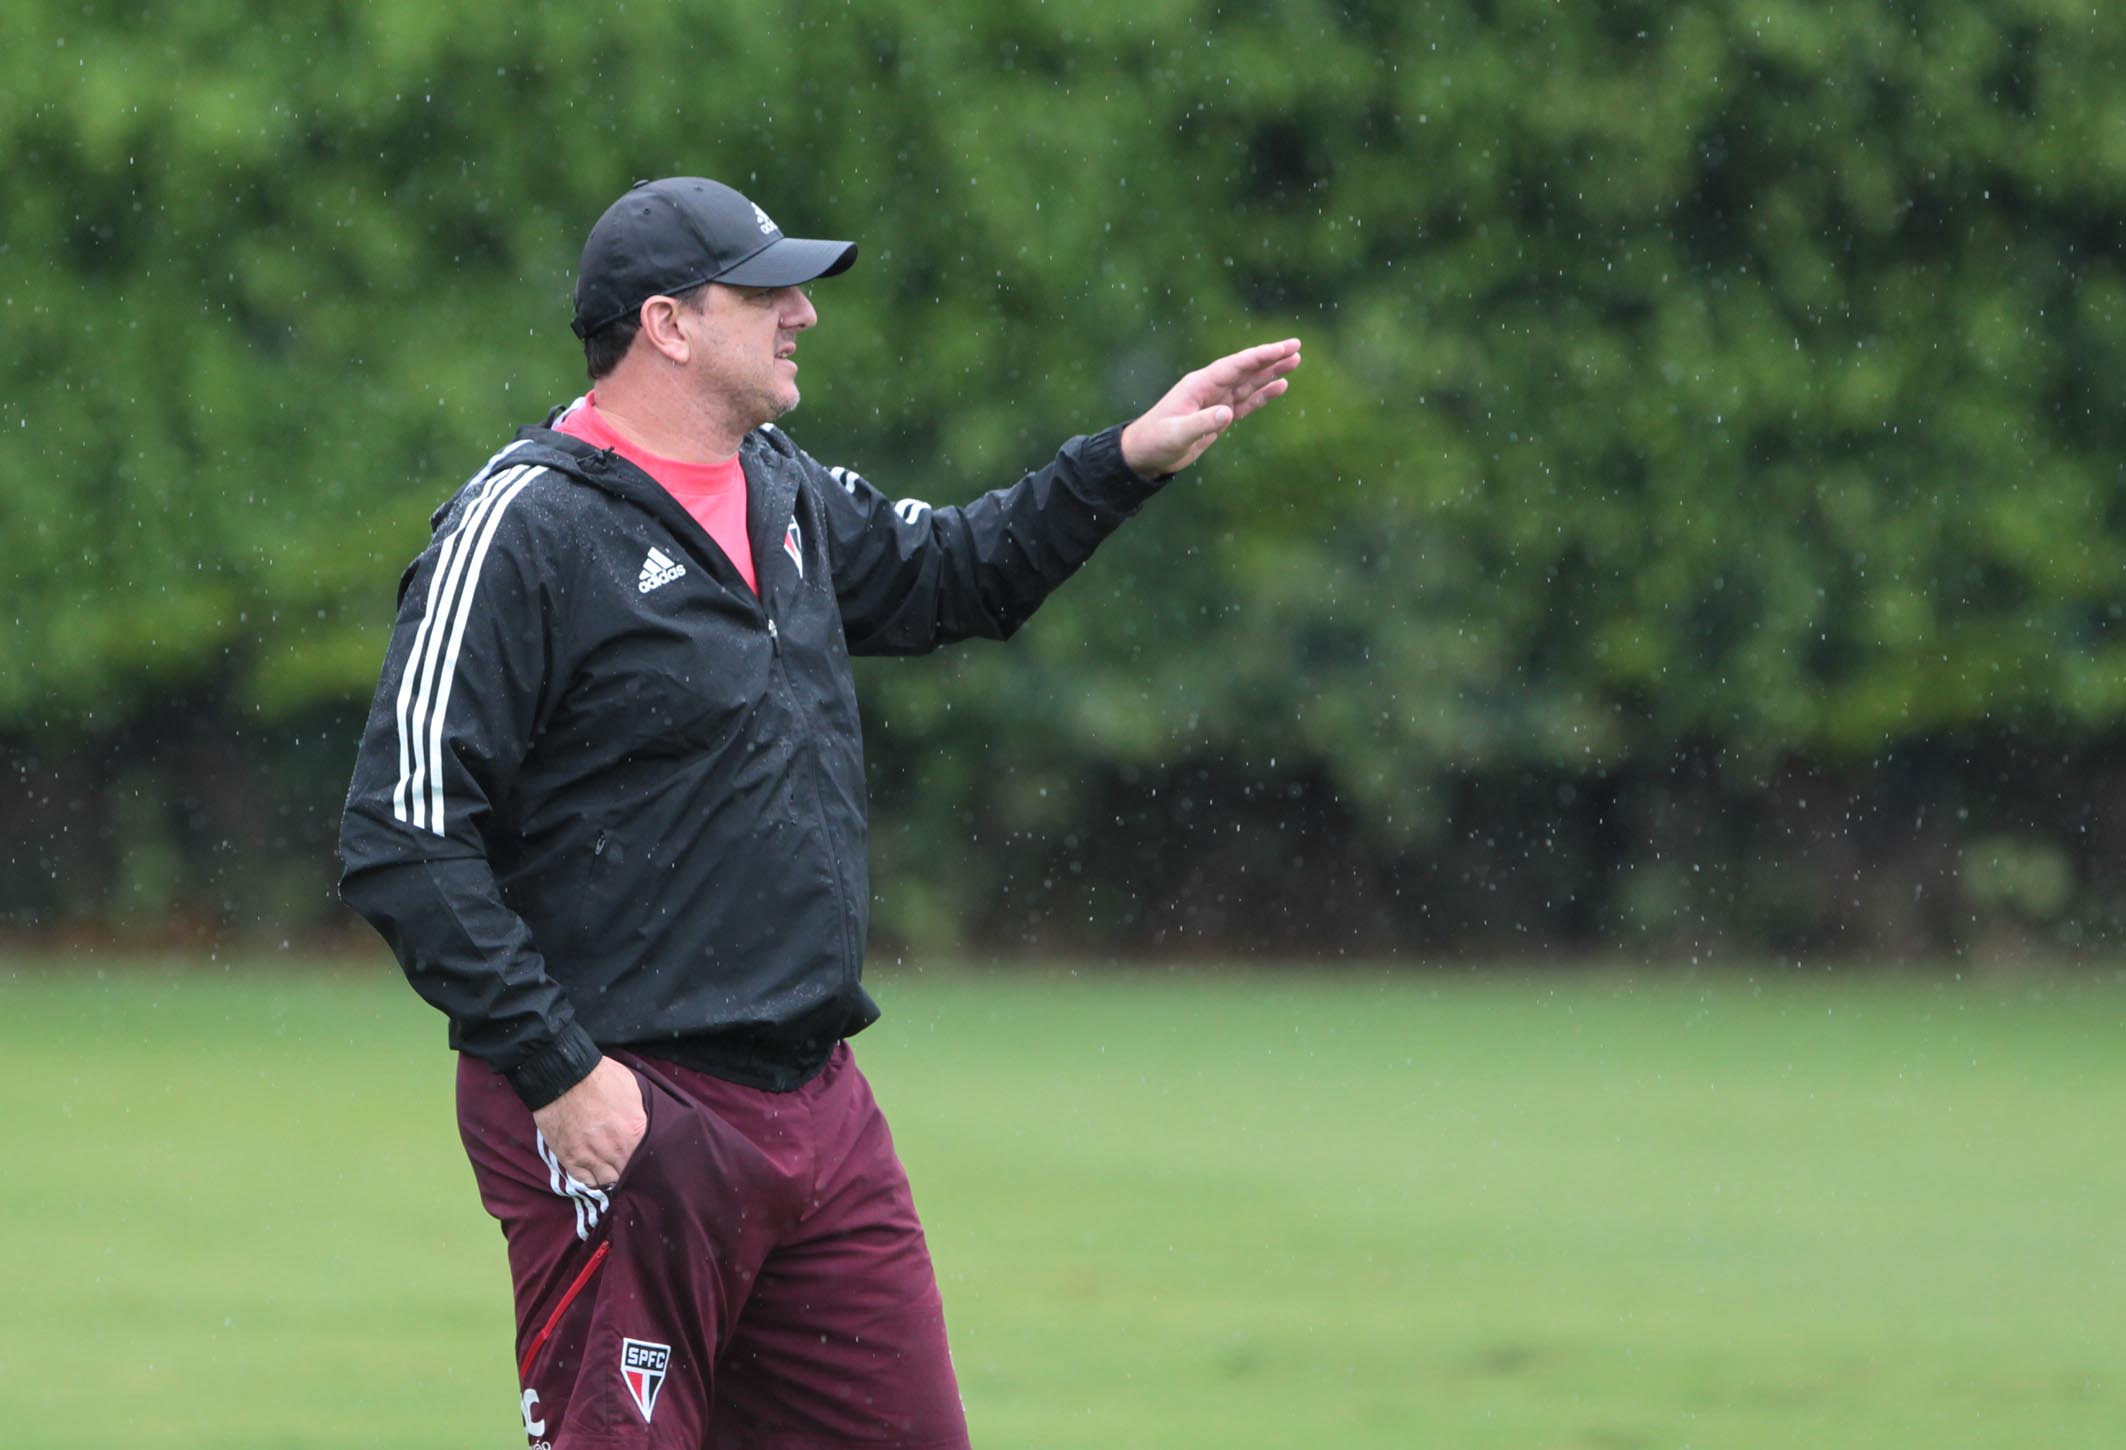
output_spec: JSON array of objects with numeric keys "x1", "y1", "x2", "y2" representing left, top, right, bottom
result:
[{"x1": 339, "y1": 175, "x2": 1299, "y2": 1448}]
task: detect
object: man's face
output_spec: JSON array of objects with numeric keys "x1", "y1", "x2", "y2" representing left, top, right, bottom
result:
[{"x1": 684, "y1": 282, "x2": 819, "y2": 430}]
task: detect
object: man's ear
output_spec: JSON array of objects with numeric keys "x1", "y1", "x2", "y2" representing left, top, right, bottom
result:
[{"x1": 638, "y1": 296, "x2": 693, "y2": 364}]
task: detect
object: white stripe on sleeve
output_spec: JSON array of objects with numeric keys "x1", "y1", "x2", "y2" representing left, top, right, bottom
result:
[
  {"x1": 397, "y1": 463, "x2": 530, "y2": 830},
  {"x1": 423, "y1": 466, "x2": 547, "y2": 836},
  {"x1": 391, "y1": 442, "x2": 531, "y2": 824}
]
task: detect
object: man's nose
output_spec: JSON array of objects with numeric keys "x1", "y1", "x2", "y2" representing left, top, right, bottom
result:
[{"x1": 781, "y1": 287, "x2": 819, "y2": 332}]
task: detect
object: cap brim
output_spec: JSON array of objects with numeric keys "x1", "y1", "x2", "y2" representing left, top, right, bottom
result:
[{"x1": 716, "y1": 237, "x2": 858, "y2": 287}]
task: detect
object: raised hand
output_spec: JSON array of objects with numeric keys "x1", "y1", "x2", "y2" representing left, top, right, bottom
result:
[{"x1": 1119, "y1": 338, "x2": 1302, "y2": 479}]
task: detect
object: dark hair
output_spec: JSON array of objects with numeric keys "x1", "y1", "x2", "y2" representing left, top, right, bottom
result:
[
  {"x1": 583, "y1": 315, "x2": 640, "y2": 381},
  {"x1": 582, "y1": 283, "x2": 709, "y2": 381}
]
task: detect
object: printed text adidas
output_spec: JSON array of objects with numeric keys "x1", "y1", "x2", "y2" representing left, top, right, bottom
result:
[{"x1": 638, "y1": 546, "x2": 686, "y2": 593}]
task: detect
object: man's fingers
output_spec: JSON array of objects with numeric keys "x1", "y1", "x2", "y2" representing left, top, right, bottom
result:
[
  {"x1": 559, "y1": 1121, "x2": 641, "y2": 1187},
  {"x1": 1123, "y1": 403, "x2": 1231, "y2": 476},
  {"x1": 1162, "y1": 340, "x2": 1300, "y2": 415},
  {"x1": 1123, "y1": 339, "x2": 1298, "y2": 476},
  {"x1": 1202, "y1": 338, "x2": 1301, "y2": 384},
  {"x1": 560, "y1": 1153, "x2": 610, "y2": 1187},
  {"x1": 1192, "y1": 403, "x2": 1235, "y2": 435},
  {"x1": 1227, "y1": 375, "x2": 1290, "y2": 423},
  {"x1": 556, "y1": 1134, "x2": 618, "y2": 1184},
  {"x1": 1161, "y1": 405, "x2": 1234, "y2": 472},
  {"x1": 1195, "y1": 338, "x2": 1302, "y2": 394},
  {"x1": 1218, "y1": 351, "x2": 1302, "y2": 405},
  {"x1": 1165, "y1": 404, "x2": 1232, "y2": 451}
]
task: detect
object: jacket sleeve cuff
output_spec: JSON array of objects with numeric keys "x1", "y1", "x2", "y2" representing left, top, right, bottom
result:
[
  {"x1": 1079, "y1": 422, "x2": 1170, "y2": 507},
  {"x1": 505, "y1": 1022, "x2": 604, "y2": 1110}
]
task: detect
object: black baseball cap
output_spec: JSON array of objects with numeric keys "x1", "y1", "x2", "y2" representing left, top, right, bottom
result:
[{"x1": 570, "y1": 177, "x2": 858, "y2": 339}]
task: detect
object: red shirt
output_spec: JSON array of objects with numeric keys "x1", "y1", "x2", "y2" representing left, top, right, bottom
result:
[{"x1": 555, "y1": 395, "x2": 757, "y2": 595}]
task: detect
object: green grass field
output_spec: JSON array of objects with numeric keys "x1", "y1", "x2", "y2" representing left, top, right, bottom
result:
[{"x1": 3, "y1": 959, "x2": 2122, "y2": 1448}]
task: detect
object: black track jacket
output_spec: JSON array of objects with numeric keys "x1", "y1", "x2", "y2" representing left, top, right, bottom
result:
[{"x1": 339, "y1": 417, "x2": 1161, "y2": 1108}]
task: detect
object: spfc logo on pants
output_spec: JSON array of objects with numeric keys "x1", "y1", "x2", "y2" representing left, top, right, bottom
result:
[{"x1": 620, "y1": 1337, "x2": 671, "y2": 1423}]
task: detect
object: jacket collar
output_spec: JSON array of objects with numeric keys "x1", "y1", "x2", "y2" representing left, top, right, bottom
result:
[{"x1": 508, "y1": 423, "x2": 799, "y2": 613}]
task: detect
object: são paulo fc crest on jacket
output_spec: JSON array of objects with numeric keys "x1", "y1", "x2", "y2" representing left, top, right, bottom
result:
[
  {"x1": 783, "y1": 518, "x2": 804, "y2": 577},
  {"x1": 620, "y1": 1337, "x2": 671, "y2": 1422}
]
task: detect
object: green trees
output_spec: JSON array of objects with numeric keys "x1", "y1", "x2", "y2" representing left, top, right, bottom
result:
[{"x1": 8, "y1": 1, "x2": 2125, "y2": 953}]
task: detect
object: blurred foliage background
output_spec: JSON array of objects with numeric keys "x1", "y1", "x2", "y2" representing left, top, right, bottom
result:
[{"x1": 6, "y1": 0, "x2": 2126, "y2": 962}]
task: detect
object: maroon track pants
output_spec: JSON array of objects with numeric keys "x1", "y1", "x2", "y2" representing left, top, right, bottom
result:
[{"x1": 457, "y1": 1045, "x2": 970, "y2": 1449}]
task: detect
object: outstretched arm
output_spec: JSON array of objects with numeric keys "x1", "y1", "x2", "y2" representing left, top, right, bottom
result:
[
  {"x1": 1120, "y1": 338, "x2": 1303, "y2": 478},
  {"x1": 817, "y1": 336, "x2": 1302, "y2": 654}
]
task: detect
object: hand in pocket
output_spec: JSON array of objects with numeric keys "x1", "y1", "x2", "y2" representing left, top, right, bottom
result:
[{"x1": 532, "y1": 1056, "x2": 648, "y2": 1188}]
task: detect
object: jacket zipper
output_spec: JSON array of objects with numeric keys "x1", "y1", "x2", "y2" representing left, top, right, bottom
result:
[{"x1": 762, "y1": 607, "x2": 860, "y2": 987}]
